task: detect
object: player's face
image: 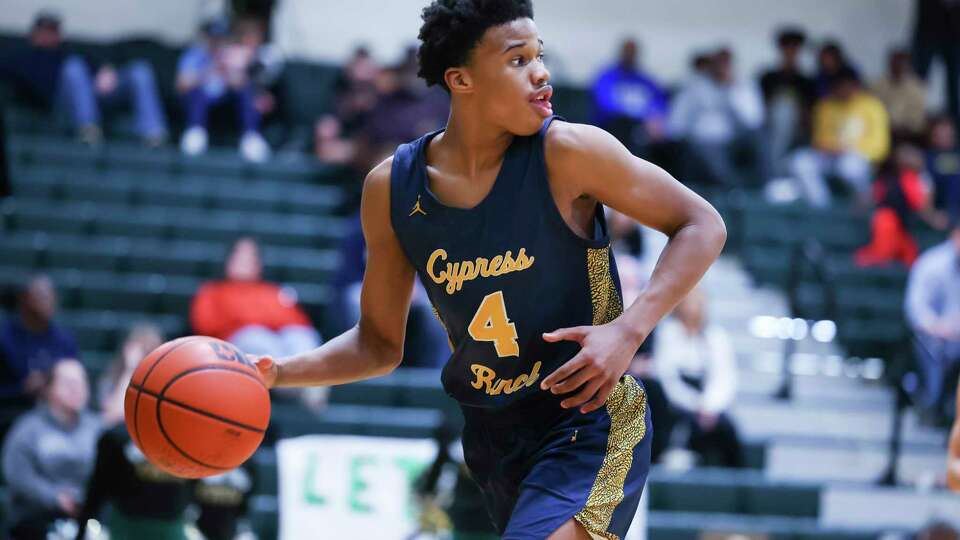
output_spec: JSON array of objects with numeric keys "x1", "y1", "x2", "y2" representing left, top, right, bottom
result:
[{"x1": 466, "y1": 18, "x2": 552, "y2": 136}]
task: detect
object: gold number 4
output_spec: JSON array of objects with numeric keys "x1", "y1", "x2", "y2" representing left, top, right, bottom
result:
[{"x1": 468, "y1": 291, "x2": 520, "y2": 357}]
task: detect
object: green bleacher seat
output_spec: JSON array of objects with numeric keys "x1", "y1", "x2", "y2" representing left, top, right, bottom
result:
[
  {"x1": 248, "y1": 495, "x2": 279, "y2": 540},
  {"x1": 61, "y1": 182, "x2": 132, "y2": 205},
  {"x1": 649, "y1": 480, "x2": 739, "y2": 514},
  {"x1": 95, "y1": 208, "x2": 170, "y2": 239}
]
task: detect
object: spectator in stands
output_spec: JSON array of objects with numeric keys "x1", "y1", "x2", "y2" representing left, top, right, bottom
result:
[
  {"x1": 232, "y1": 16, "x2": 284, "y2": 125},
  {"x1": 814, "y1": 41, "x2": 860, "y2": 98},
  {"x1": 854, "y1": 144, "x2": 931, "y2": 267},
  {"x1": 927, "y1": 116, "x2": 960, "y2": 222},
  {"x1": 949, "y1": 376, "x2": 960, "y2": 491},
  {"x1": 872, "y1": 48, "x2": 928, "y2": 142},
  {"x1": 191, "y1": 237, "x2": 326, "y2": 410},
  {"x1": 790, "y1": 68, "x2": 890, "y2": 208},
  {"x1": 193, "y1": 468, "x2": 254, "y2": 540},
  {"x1": 911, "y1": 0, "x2": 960, "y2": 127},
  {"x1": 0, "y1": 275, "x2": 78, "y2": 402},
  {"x1": 759, "y1": 27, "x2": 816, "y2": 176},
  {"x1": 75, "y1": 422, "x2": 195, "y2": 540},
  {"x1": 177, "y1": 18, "x2": 270, "y2": 162},
  {"x1": 2, "y1": 359, "x2": 101, "y2": 540},
  {"x1": 655, "y1": 289, "x2": 744, "y2": 468},
  {"x1": 905, "y1": 220, "x2": 960, "y2": 421},
  {"x1": 668, "y1": 48, "x2": 766, "y2": 187},
  {"x1": 97, "y1": 323, "x2": 163, "y2": 427},
  {"x1": 591, "y1": 39, "x2": 668, "y2": 155},
  {"x1": 359, "y1": 46, "x2": 449, "y2": 166},
  {"x1": 335, "y1": 45, "x2": 382, "y2": 134},
  {"x1": 0, "y1": 11, "x2": 168, "y2": 146}
]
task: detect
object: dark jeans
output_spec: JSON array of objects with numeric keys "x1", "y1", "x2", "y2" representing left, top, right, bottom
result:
[
  {"x1": 913, "y1": 37, "x2": 960, "y2": 126},
  {"x1": 912, "y1": 331, "x2": 960, "y2": 419},
  {"x1": 683, "y1": 411, "x2": 744, "y2": 468},
  {"x1": 182, "y1": 86, "x2": 260, "y2": 133},
  {"x1": 683, "y1": 130, "x2": 769, "y2": 188}
]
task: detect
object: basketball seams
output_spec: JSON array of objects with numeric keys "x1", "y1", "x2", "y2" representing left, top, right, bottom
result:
[
  {"x1": 131, "y1": 336, "x2": 205, "y2": 451},
  {"x1": 130, "y1": 377, "x2": 267, "y2": 433},
  {"x1": 154, "y1": 364, "x2": 268, "y2": 474}
]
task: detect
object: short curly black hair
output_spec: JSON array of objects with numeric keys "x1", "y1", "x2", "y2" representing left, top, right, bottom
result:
[{"x1": 417, "y1": 0, "x2": 534, "y2": 90}]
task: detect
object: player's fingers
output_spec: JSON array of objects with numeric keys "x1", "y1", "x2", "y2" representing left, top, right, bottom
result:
[
  {"x1": 542, "y1": 326, "x2": 588, "y2": 343},
  {"x1": 561, "y1": 379, "x2": 602, "y2": 409},
  {"x1": 579, "y1": 381, "x2": 616, "y2": 413},
  {"x1": 548, "y1": 365, "x2": 596, "y2": 395},
  {"x1": 540, "y1": 352, "x2": 588, "y2": 389}
]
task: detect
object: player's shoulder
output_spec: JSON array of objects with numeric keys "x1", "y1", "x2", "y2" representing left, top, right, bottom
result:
[
  {"x1": 363, "y1": 155, "x2": 395, "y2": 192},
  {"x1": 544, "y1": 120, "x2": 621, "y2": 164}
]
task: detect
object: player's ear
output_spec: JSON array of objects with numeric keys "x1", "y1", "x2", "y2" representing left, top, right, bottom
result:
[{"x1": 444, "y1": 67, "x2": 473, "y2": 94}]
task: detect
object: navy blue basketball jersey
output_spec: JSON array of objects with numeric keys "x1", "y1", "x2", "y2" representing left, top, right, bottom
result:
[{"x1": 389, "y1": 116, "x2": 624, "y2": 409}]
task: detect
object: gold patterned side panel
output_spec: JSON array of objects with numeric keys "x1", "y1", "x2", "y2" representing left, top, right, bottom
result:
[
  {"x1": 431, "y1": 304, "x2": 456, "y2": 352},
  {"x1": 586, "y1": 247, "x2": 624, "y2": 325},
  {"x1": 574, "y1": 376, "x2": 648, "y2": 540}
]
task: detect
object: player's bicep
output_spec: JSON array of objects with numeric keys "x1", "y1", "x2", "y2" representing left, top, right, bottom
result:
[
  {"x1": 357, "y1": 159, "x2": 416, "y2": 363},
  {"x1": 548, "y1": 123, "x2": 721, "y2": 237}
]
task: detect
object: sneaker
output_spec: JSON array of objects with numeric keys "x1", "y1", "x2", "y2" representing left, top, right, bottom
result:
[
  {"x1": 180, "y1": 126, "x2": 208, "y2": 156},
  {"x1": 77, "y1": 124, "x2": 102, "y2": 146},
  {"x1": 239, "y1": 131, "x2": 270, "y2": 163}
]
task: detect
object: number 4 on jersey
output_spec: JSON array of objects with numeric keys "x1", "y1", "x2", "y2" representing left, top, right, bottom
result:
[{"x1": 468, "y1": 291, "x2": 520, "y2": 357}]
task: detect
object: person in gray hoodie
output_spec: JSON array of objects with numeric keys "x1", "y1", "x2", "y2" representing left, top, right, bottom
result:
[{"x1": 2, "y1": 358, "x2": 102, "y2": 540}]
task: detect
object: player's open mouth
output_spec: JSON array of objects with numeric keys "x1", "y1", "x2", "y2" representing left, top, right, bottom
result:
[{"x1": 529, "y1": 86, "x2": 553, "y2": 117}]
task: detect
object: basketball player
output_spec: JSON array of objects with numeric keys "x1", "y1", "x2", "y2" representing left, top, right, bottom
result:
[{"x1": 254, "y1": 2, "x2": 726, "y2": 538}]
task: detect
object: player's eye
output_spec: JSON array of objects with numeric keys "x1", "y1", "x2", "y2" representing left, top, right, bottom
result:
[
  {"x1": 510, "y1": 56, "x2": 526, "y2": 67},
  {"x1": 537, "y1": 52, "x2": 546, "y2": 63}
]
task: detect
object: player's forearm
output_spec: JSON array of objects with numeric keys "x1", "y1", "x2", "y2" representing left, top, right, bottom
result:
[
  {"x1": 616, "y1": 209, "x2": 726, "y2": 343},
  {"x1": 273, "y1": 324, "x2": 401, "y2": 387}
]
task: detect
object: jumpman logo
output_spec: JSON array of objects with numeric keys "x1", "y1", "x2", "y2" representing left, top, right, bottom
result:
[{"x1": 409, "y1": 195, "x2": 427, "y2": 217}]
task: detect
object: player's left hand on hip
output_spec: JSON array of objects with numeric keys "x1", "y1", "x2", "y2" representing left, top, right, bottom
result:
[{"x1": 540, "y1": 322, "x2": 643, "y2": 413}]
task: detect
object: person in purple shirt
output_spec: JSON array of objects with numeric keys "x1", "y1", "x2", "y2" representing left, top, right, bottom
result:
[
  {"x1": 0, "y1": 275, "x2": 79, "y2": 401},
  {"x1": 591, "y1": 39, "x2": 668, "y2": 155}
]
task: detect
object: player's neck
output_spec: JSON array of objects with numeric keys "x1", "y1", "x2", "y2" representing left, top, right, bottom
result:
[{"x1": 437, "y1": 108, "x2": 514, "y2": 177}]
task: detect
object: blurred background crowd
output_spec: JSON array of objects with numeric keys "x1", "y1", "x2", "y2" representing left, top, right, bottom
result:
[{"x1": 0, "y1": 0, "x2": 959, "y2": 539}]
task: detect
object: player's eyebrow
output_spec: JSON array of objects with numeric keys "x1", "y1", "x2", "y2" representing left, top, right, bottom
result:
[{"x1": 503, "y1": 38, "x2": 544, "y2": 54}]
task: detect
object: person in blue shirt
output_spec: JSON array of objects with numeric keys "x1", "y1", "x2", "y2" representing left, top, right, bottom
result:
[
  {"x1": 591, "y1": 39, "x2": 668, "y2": 156},
  {"x1": 927, "y1": 116, "x2": 960, "y2": 222},
  {"x1": 176, "y1": 17, "x2": 271, "y2": 162},
  {"x1": 0, "y1": 11, "x2": 167, "y2": 146},
  {"x1": 0, "y1": 275, "x2": 79, "y2": 401}
]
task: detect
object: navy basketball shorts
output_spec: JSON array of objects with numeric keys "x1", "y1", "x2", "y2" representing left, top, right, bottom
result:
[{"x1": 459, "y1": 375, "x2": 651, "y2": 540}]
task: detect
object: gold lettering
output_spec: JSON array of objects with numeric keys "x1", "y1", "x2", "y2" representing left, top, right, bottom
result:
[
  {"x1": 426, "y1": 249, "x2": 448, "y2": 285},
  {"x1": 501, "y1": 251, "x2": 515, "y2": 272},
  {"x1": 469, "y1": 361, "x2": 543, "y2": 396},
  {"x1": 470, "y1": 364, "x2": 496, "y2": 390},
  {"x1": 489, "y1": 255, "x2": 503, "y2": 275},
  {"x1": 426, "y1": 247, "x2": 535, "y2": 295}
]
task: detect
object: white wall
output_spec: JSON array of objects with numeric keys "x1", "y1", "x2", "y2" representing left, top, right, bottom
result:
[
  {"x1": 0, "y1": 0, "x2": 225, "y2": 45},
  {"x1": 0, "y1": 0, "x2": 915, "y2": 86},
  {"x1": 272, "y1": 0, "x2": 914, "y2": 85}
]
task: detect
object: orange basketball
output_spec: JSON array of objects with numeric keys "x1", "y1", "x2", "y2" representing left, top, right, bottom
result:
[{"x1": 123, "y1": 336, "x2": 270, "y2": 478}]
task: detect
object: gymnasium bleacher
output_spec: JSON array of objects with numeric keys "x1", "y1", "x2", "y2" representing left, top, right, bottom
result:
[{"x1": 1, "y1": 30, "x2": 956, "y2": 540}]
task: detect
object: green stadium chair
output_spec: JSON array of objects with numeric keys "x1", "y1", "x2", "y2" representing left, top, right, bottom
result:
[
  {"x1": 134, "y1": 182, "x2": 210, "y2": 209},
  {"x1": 95, "y1": 208, "x2": 171, "y2": 239},
  {"x1": 61, "y1": 182, "x2": 132, "y2": 206},
  {"x1": 648, "y1": 479, "x2": 739, "y2": 514},
  {"x1": 742, "y1": 483, "x2": 819, "y2": 518},
  {"x1": 9, "y1": 200, "x2": 96, "y2": 235},
  {"x1": 0, "y1": 235, "x2": 41, "y2": 268},
  {"x1": 250, "y1": 449, "x2": 278, "y2": 496}
]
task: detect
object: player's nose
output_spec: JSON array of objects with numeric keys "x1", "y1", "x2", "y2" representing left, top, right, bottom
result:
[{"x1": 532, "y1": 63, "x2": 550, "y2": 88}]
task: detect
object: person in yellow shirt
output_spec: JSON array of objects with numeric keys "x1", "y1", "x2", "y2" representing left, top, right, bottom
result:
[{"x1": 790, "y1": 68, "x2": 890, "y2": 207}]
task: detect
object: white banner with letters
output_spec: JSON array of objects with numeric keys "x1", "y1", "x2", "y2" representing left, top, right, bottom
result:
[{"x1": 277, "y1": 435, "x2": 438, "y2": 540}]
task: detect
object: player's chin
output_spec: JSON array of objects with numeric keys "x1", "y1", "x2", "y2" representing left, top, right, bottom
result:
[{"x1": 508, "y1": 108, "x2": 549, "y2": 136}]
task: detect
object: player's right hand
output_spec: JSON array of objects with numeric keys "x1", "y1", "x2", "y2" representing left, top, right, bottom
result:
[{"x1": 249, "y1": 355, "x2": 279, "y2": 389}]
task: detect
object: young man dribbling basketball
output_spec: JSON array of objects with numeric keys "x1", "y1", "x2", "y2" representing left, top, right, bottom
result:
[{"x1": 254, "y1": 2, "x2": 726, "y2": 538}]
